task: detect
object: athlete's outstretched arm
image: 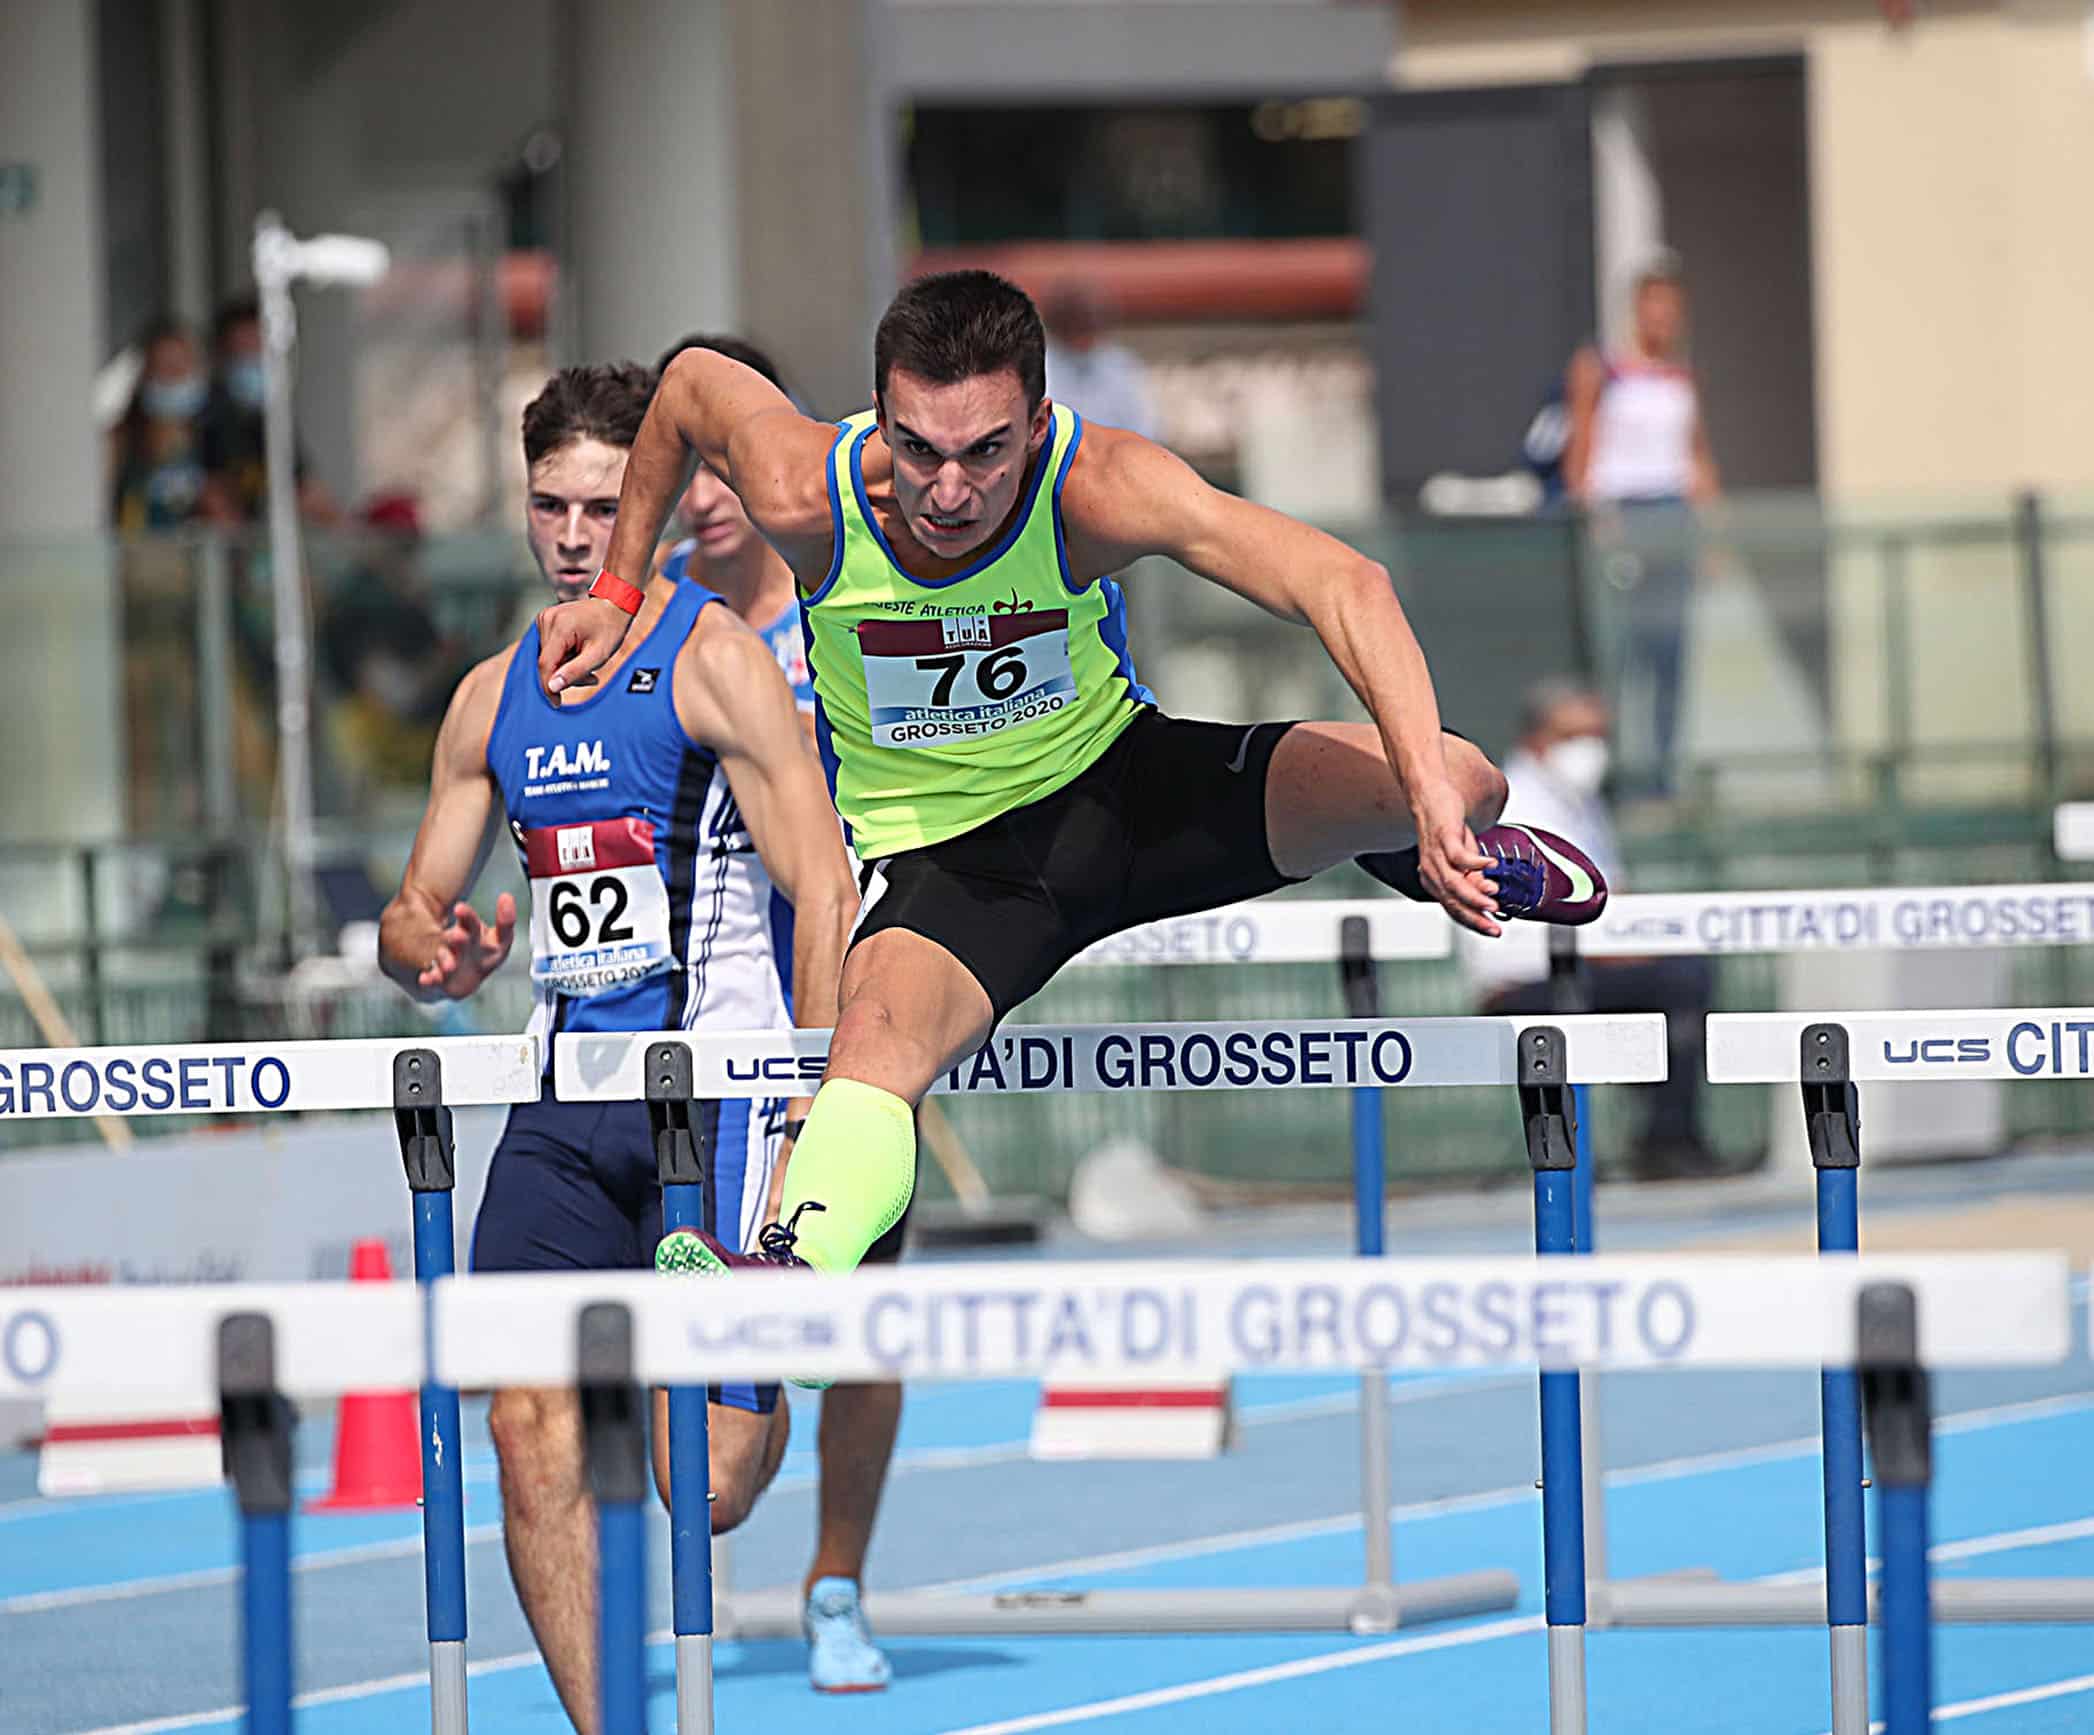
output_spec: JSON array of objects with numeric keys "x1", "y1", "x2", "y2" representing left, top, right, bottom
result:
[
  {"x1": 378, "y1": 657, "x2": 516, "y2": 1001},
  {"x1": 538, "y1": 350, "x2": 825, "y2": 696},
  {"x1": 675, "y1": 617, "x2": 857, "y2": 1035},
  {"x1": 1065, "y1": 428, "x2": 1496, "y2": 931}
]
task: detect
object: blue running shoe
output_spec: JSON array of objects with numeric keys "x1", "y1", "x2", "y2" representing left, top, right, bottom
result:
[
  {"x1": 805, "y1": 1576, "x2": 891, "y2": 1693},
  {"x1": 1476, "y1": 824, "x2": 1609, "y2": 925}
]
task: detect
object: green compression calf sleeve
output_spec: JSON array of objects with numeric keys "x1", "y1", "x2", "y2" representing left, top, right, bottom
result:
[{"x1": 777, "y1": 1077, "x2": 917, "y2": 1272}]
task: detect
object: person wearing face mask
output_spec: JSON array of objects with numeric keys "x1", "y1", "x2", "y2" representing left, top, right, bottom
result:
[
  {"x1": 197, "y1": 295, "x2": 341, "y2": 525},
  {"x1": 110, "y1": 319, "x2": 231, "y2": 530},
  {"x1": 1461, "y1": 680, "x2": 1720, "y2": 1181}
]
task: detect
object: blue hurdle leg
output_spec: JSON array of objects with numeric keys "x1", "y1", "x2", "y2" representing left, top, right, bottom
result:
[
  {"x1": 598, "y1": 1495, "x2": 649, "y2": 1734},
  {"x1": 1877, "y1": 1482, "x2": 1933, "y2": 1735},
  {"x1": 661, "y1": 1179, "x2": 716, "y2": 1732},
  {"x1": 219, "y1": 1314, "x2": 294, "y2": 1735},
  {"x1": 1349, "y1": 1080, "x2": 1396, "y2": 1599},
  {"x1": 1859, "y1": 1281, "x2": 1933, "y2": 1735},
  {"x1": 411, "y1": 1191, "x2": 470, "y2": 1733},
  {"x1": 580, "y1": 1304, "x2": 651, "y2": 1735},
  {"x1": 242, "y1": 1509, "x2": 293, "y2": 1735},
  {"x1": 1535, "y1": 1164, "x2": 1589, "y2": 1734},
  {"x1": 1817, "y1": 1166, "x2": 1869, "y2": 1732}
]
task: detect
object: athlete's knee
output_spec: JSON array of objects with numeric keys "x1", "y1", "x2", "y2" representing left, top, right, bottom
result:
[
  {"x1": 490, "y1": 1387, "x2": 584, "y2": 1515},
  {"x1": 830, "y1": 990, "x2": 937, "y2": 1085},
  {"x1": 706, "y1": 1404, "x2": 789, "y2": 1534},
  {"x1": 1450, "y1": 739, "x2": 1508, "y2": 827}
]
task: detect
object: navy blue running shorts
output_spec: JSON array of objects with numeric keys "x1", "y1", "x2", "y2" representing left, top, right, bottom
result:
[{"x1": 471, "y1": 1095, "x2": 786, "y2": 1414}]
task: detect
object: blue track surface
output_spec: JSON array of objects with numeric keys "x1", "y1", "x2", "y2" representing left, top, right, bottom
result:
[{"x1": 7, "y1": 1166, "x2": 2093, "y2": 1734}]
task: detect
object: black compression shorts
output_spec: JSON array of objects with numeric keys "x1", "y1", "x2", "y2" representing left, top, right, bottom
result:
[{"x1": 851, "y1": 708, "x2": 1303, "y2": 1023}]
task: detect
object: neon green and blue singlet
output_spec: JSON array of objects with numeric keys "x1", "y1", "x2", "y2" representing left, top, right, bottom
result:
[{"x1": 803, "y1": 405, "x2": 1151, "y2": 860}]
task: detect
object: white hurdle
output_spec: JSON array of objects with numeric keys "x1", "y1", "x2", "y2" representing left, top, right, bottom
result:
[
  {"x1": 5, "y1": 1250, "x2": 2071, "y2": 1735},
  {"x1": 1, "y1": 1034, "x2": 540, "y2": 1735},
  {"x1": 554, "y1": 1011, "x2": 1663, "y2": 1660},
  {"x1": 1546, "y1": 886, "x2": 2094, "y2": 1735}
]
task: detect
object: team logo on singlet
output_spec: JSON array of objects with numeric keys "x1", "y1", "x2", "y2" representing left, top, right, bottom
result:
[
  {"x1": 628, "y1": 667, "x2": 659, "y2": 693},
  {"x1": 522, "y1": 740, "x2": 612, "y2": 796}
]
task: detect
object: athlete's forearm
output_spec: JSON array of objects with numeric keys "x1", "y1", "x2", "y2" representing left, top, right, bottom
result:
[
  {"x1": 1307, "y1": 563, "x2": 1450, "y2": 800},
  {"x1": 789, "y1": 884, "x2": 856, "y2": 1034},
  {"x1": 601, "y1": 401, "x2": 700, "y2": 591}
]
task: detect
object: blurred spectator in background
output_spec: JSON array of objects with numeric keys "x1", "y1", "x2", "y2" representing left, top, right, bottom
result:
[
  {"x1": 1043, "y1": 281, "x2": 1157, "y2": 439},
  {"x1": 110, "y1": 318, "x2": 229, "y2": 531},
  {"x1": 112, "y1": 317, "x2": 234, "y2": 833},
  {"x1": 198, "y1": 295, "x2": 341, "y2": 526},
  {"x1": 1563, "y1": 252, "x2": 1718, "y2": 793},
  {"x1": 1461, "y1": 679, "x2": 1720, "y2": 1181},
  {"x1": 322, "y1": 493, "x2": 469, "y2": 796}
]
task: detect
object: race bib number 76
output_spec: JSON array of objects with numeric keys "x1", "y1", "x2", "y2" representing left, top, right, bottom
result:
[
  {"x1": 522, "y1": 818, "x2": 673, "y2": 997},
  {"x1": 858, "y1": 610, "x2": 1075, "y2": 747}
]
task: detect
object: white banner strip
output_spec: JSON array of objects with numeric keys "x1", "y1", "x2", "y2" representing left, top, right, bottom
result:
[
  {"x1": 1067, "y1": 898, "x2": 1451, "y2": 966},
  {"x1": 1587, "y1": 883, "x2": 2094, "y2": 957},
  {"x1": 0, "y1": 1035, "x2": 541, "y2": 1122},
  {"x1": 5, "y1": 1253, "x2": 2068, "y2": 1400},
  {"x1": 555, "y1": 1014, "x2": 1667, "y2": 1102},
  {"x1": 1708, "y1": 1009, "x2": 2094, "y2": 1083},
  {"x1": 2059, "y1": 805, "x2": 2094, "y2": 864},
  {"x1": 1, "y1": 1282, "x2": 424, "y2": 1407},
  {"x1": 430, "y1": 1252, "x2": 2071, "y2": 1387}
]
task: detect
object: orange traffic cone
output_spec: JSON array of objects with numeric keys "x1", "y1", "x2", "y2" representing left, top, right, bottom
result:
[{"x1": 306, "y1": 1239, "x2": 423, "y2": 1511}]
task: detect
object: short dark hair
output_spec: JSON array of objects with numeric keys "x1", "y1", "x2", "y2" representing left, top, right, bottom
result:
[
  {"x1": 212, "y1": 294, "x2": 261, "y2": 349},
  {"x1": 521, "y1": 362, "x2": 654, "y2": 467},
  {"x1": 874, "y1": 270, "x2": 1045, "y2": 409},
  {"x1": 654, "y1": 333, "x2": 785, "y2": 391}
]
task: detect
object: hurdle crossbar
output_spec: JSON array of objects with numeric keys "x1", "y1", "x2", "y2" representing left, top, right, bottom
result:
[
  {"x1": 6, "y1": 1253, "x2": 2068, "y2": 1735},
  {"x1": 0, "y1": 1033, "x2": 541, "y2": 1121},
  {"x1": 553, "y1": 1013, "x2": 1667, "y2": 1102},
  {"x1": 566, "y1": 1011, "x2": 1660, "y2": 1653}
]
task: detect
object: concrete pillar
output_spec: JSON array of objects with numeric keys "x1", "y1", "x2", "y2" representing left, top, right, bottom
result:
[
  {"x1": 565, "y1": 0, "x2": 740, "y2": 367},
  {"x1": 728, "y1": 0, "x2": 894, "y2": 416},
  {"x1": 0, "y1": 0, "x2": 125, "y2": 850}
]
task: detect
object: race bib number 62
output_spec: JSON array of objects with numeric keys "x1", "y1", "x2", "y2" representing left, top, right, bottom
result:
[
  {"x1": 522, "y1": 818, "x2": 673, "y2": 997},
  {"x1": 858, "y1": 610, "x2": 1075, "y2": 747}
]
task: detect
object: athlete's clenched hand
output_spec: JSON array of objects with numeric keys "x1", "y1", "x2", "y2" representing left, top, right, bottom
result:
[{"x1": 537, "y1": 594, "x2": 632, "y2": 696}]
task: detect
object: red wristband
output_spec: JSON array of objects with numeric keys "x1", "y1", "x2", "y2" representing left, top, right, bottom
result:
[{"x1": 588, "y1": 570, "x2": 644, "y2": 616}]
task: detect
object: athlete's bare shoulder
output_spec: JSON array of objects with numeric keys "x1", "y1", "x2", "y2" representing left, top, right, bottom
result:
[
  {"x1": 673, "y1": 600, "x2": 786, "y2": 748},
  {"x1": 432, "y1": 643, "x2": 517, "y2": 775},
  {"x1": 1056, "y1": 420, "x2": 1202, "y2": 582},
  {"x1": 728, "y1": 409, "x2": 848, "y2": 550}
]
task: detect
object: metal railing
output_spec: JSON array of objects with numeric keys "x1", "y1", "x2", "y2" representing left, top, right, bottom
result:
[{"x1": 3, "y1": 493, "x2": 2091, "y2": 1178}]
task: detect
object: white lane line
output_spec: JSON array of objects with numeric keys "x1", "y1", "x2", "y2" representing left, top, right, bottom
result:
[
  {"x1": 35, "y1": 1387, "x2": 2088, "y2": 1617},
  {"x1": 1748, "y1": 1513, "x2": 2094, "y2": 1588},
  {"x1": 933, "y1": 1515, "x2": 2094, "y2": 1735},
  {"x1": 1932, "y1": 1513, "x2": 2094, "y2": 1562},
  {"x1": 5, "y1": 1523, "x2": 505, "y2": 1615},
  {"x1": 62, "y1": 1455, "x2": 2094, "y2": 1732},
  {"x1": 899, "y1": 1394, "x2": 2094, "y2": 1599},
  {"x1": 1811, "y1": 1668, "x2": 2094, "y2": 1733},
  {"x1": 930, "y1": 1615, "x2": 1549, "y2": 1735},
  {"x1": 74, "y1": 1648, "x2": 546, "y2": 1735},
  {"x1": 1932, "y1": 1670, "x2": 2094, "y2": 1721}
]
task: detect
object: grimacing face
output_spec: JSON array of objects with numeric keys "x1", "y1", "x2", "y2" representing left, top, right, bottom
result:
[
  {"x1": 525, "y1": 436, "x2": 628, "y2": 601},
  {"x1": 876, "y1": 367, "x2": 1051, "y2": 561}
]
